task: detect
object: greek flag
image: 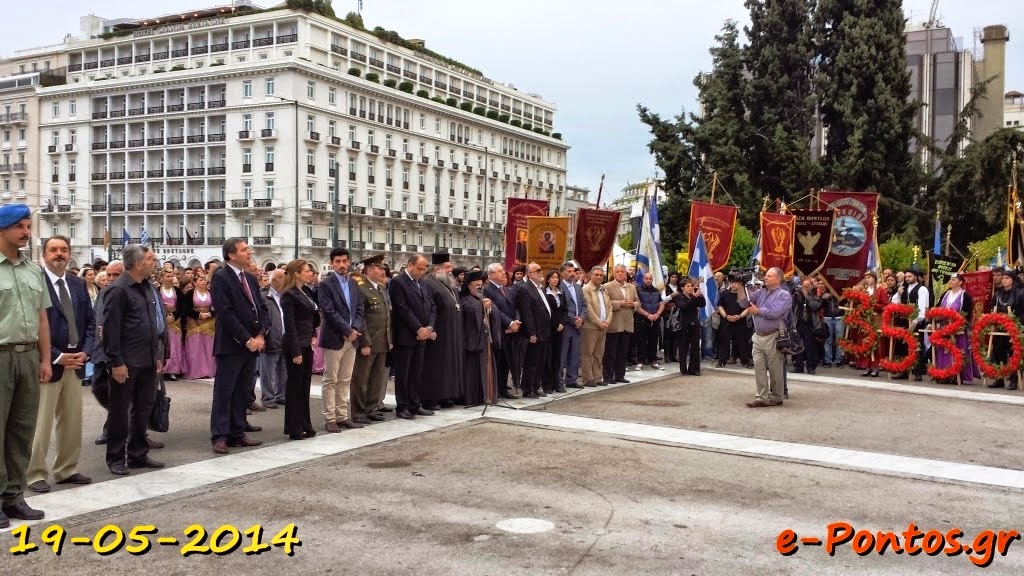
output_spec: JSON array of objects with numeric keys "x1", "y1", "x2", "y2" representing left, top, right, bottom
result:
[
  {"x1": 140, "y1": 228, "x2": 150, "y2": 246},
  {"x1": 636, "y1": 196, "x2": 665, "y2": 290},
  {"x1": 121, "y1": 227, "x2": 131, "y2": 247},
  {"x1": 990, "y1": 247, "x2": 1006, "y2": 267},
  {"x1": 933, "y1": 215, "x2": 942, "y2": 255},
  {"x1": 751, "y1": 229, "x2": 762, "y2": 269},
  {"x1": 687, "y1": 231, "x2": 718, "y2": 323}
]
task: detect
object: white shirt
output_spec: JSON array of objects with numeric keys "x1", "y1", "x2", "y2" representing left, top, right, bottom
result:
[
  {"x1": 534, "y1": 281, "x2": 551, "y2": 316},
  {"x1": 44, "y1": 267, "x2": 75, "y2": 365},
  {"x1": 594, "y1": 284, "x2": 608, "y2": 322},
  {"x1": 891, "y1": 282, "x2": 929, "y2": 323}
]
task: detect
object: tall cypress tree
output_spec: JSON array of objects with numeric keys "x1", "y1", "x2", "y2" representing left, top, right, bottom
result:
[
  {"x1": 636, "y1": 105, "x2": 699, "y2": 257},
  {"x1": 815, "y1": 0, "x2": 918, "y2": 237},
  {"x1": 744, "y1": 0, "x2": 818, "y2": 202}
]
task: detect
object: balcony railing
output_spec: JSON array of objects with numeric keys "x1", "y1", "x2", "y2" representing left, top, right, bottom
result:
[
  {"x1": 91, "y1": 172, "x2": 107, "y2": 180},
  {"x1": 351, "y1": 52, "x2": 366, "y2": 62},
  {"x1": 129, "y1": 139, "x2": 144, "y2": 147},
  {"x1": 387, "y1": 64, "x2": 400, "y2": 73},
  {"x1": 242, "y1": 163, "x2": 251, "y2": 172},
  {"x1": 167, "y1": 104, "x2": 185, "y2": 112},
  {"x1": 146, "y1": 202, "x2": 164, "y2": 210},
  {"x1": 165, "y1": 202, "x2": 184, "y2": 210},
  {"x1": 307, "y1": 131, "x2": 320, "y2": 141},
  {"x1": 253, "y1": 237, "x2": 271, "y2": 245},
  {"x1": 187, "y1": 134, "x2": 206, "y2": 143},
  {"x1": 135, "y1": 54, "x2": 151, "y2": 63},
  {"x1": 211, "y1": 43, "x2": 229, "y2": 53},
  {"x1": 167, "y1": 136, "x2": 184, "y2": 144},
  {"x1": 129, "y1": 107, "x2": 145, "y2": 116},
  {"x1": 208, "y1": 100, "x2": 226, "y2": 109},
  {"x1": 265, "y1": 163, "x2": 275, "y2": 172},
  {"x1": 254, "y1": 199, "x2": 273, "y2": 208},
  {"x1": 260, "y1": 129, "x2": 276, "y2": 138},
  {"x1": 128, "y1": 171, "x2": 144, "y2": 179},
  {"x1": 403, "y1": 70, "x2": 416, "y2": 79},
  {"x1": 109, "y1": 172, "x2": 125, "y2": 180},
  {"x1": 372, "y1": 208, "x2": 385, "y2": 217},
  {"x1": 147, "y1": 138, "x2": 164, "y2": 146},
  {"x1": 48, "y1": 145, "x2": 58, "y2": 153},
  {"x1": 110, "y1": 109, "x2": 126, "y2": 118},
  {"x1": 109, "y1": 140, "x2": 125, "y2": 149},
  {"x1": 311, "y1": 201, "x2": 328, "y2": 210},
  {"x1": 232, "y1": 40, "x2": 250, "y2": 49},
  {"x1": 209, "y1": 201, "x2": 226, "y2": 209},
  {"x1": 153, "y1": 51, "x2": 169, "y2": 60},
  {"x1": 187, "y1": 236, "x2": 205, "y2": 245},
  {"x1": 166, "y1": 168, "x2": 184, "y2": 177},
  {"x1": 127, "y1": 203, "x2": 144, "y2": 211},
  {"x1": 231, "y1": 199, "x2": 249, "y2": 208},
  {"x1": 209, "y1": 166, "x2": 226, "y2": 175},
  {"x1": 328, "y1": 136, "x2": 342, "y2": 146},
  {"x1": 92, "y1": 111, "x2": 107, "y2": 119},
  {"x1": 369, "y1": 57, "x2": 384, "y2": 68},
  {"x1": 171, "y1": 48, "x2": 189, "y2": 57},
  {"x1": 187, "y1": 201, "x2": 206, "y2": 210},
  {"x1": 69, "y1": 63, "x2": 82, "y2": 71},
  {"x1": 147, "y1": 169, "x2": 164, "y2": 178},
  {"x1": 276, "y1": 34, "x2": 297, "y2": 43},
  {"x1": 253, "y1": 37, "x2": 274, "y2": 47},
  {"x1": 110, "y1": 203, "x2": 125, "y2": 211},
  {"x1": 84, "y1": 62, "x2": 98, "y2": 70},
  {"x1": 100, "y1": 59, "x2": 115, "y2": 68},
  {"x1": 208, "y1": 133, "x2": 226, "y2": 143},
  {"x1": 330, "y1": 45, "x2": 347, "y2": 55},
  {"x1": 237, "y1": 130, "x2": 253, "y2": 140},
  {"x1": 187, "y1": 102, "x2": 206, "y2": 111},
  {"x1": 187, "y1": 167, "x2": 205, "y2": 176},
  {"x1": 312, "y1": 238, "x2": 328, "y2": 247},
  {"x1": 351, "y1": 206, "x2": 366, "y2": 215},
  {"x1": 390, "y1": 210, "x2": 403, "y2": 219},
  {"x1": 307, "y1": 165, "x2": 315, "y2": 175}
]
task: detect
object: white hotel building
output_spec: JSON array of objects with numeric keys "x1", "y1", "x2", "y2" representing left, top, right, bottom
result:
[{"x1": 23, "y1": 2, "x2": 569, "y2": 270}]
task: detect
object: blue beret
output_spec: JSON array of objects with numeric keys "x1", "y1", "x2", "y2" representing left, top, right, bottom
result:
[{"x1": 0, "y1": 204, "x2": 31, "y2": 229}]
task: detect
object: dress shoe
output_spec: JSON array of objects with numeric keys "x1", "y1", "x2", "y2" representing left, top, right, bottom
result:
[
  {"x1": 265, "y1": 402, "x2": 279, "y2": 409},
  {"x1": 861, "y1": 370, "x2": 874, "y2": 377},
  {"x1": 325, "y1": 422, "x2": 341, "y2": 433},
  {"x1": 147, "y1": 438, "x2": 165, "y2": 449},
  {"x1": 599, "y1": 380, "x2": 611, "y2": 386},
  {"x1": 835, "y1": 364, "x2": 844, "y2": 369},
  {"x1": 248, "y1": 402, "x2": 266, "y2": 412},
  {"x1": 988, "y1": 379, "x2": 1005, "y2": 389},
  {"x1": 439, "y1": 400, "x2": 455, "y2": 408},
  {"x1": 1008, "y1": 385, "x2": 1019, "y2": 391},
  {"x1": 790, "y1": 367, "x2": 805, "y2": 374},
  {"x1": 128, "y1": 457, "x2": 165, "y2": 469},
  {"x1": 745, "y1": 400, "x2": 770, "y2": 408},
  {"x1": 767, "y1": 400, "x2": 784, "y2": 406},
  {"x1": 0, "y1": 511, "x2": 8, "y2": 529},
  {"x1": 500, "y1": 392, "x2": 520, "y2": 399},
  {"x1": 536, "y1": 391, "x2": 548, "y2": 397},
  {"x1": 728, "y1": 358, "x2": 738, "y2": 365},
  {"x1": 892, "y1": 373, "x2": 909, "y2": 380},
  {"x1": 396, "y1": 410, "x2": 415, "y2": 420},
  {"x1": 288, "y1": 434, "x2": 305, "y2": 441},
  {"x1": 28, "y1": 480, "x2": 51, "y2": 493},
  {"x1": 566, "y1": 383, "x2": 584, "y2": 389},
  {"x1": 415, "y1": 407, "x2": 435, "y2": 416},
  {"x1": 556, "y1": 386, "x2": 567, "y2": 393},
  {"x1": 212, "y1": 441, "x2": 229, "y2": 454},
  {"x1": 522, "y1": 392, "x2": 539, "y2": 398},
  {"x1": 227, "y1": 437, "x2": 263, "y2": 448},
  {"x1": 353, "y1": 415, "x2": 372, "y2": 425},
  {"x1": 783, "y1": 392, "x2": 789, "y2": 400},
  {"x1": 423, "y1": 404, "x2": 441, "y2": 411},
  {"x1": 378, "y1": 405, "x2": 394, "y2": 412},
  {"x1": 615, "y1": 378, "x2": 630, "y2": 384},
  {"x1": 807, "y1": 369, "x2": 816, "y2": 375},
  {"x1": 715, "y1": 362, "x2": 726, "y2": 368},
  {"x1": 109, "y1": 463, "x2": 130, "y2": 475},
  {"x1": 56, "y1": 473, "x2": 92, "y2": 485},
  {"x1": 913, "y1": 375, "x2": 923, "y2": 382},
  {"x1": 3, "y1": 502, "x2": 44, "y2": 521},
  {"x1": 94, "y1": 432, "x2": 108, "y2": 445},
  {"x1": 821, "y1": 362, "x2": 832, "y2": 368},
  {"x1": 244, "y1": 423, "x2": 263, "y2": 433},
  {"x1": 340, "y1": 419, "x2": 365, "y2": 429},
  {"x1": 304, "y1": 430, "x2": 317, "y2": 438},
  {"x1": 367, "y1": 413, "x2": 385, "y2": 422},
  {"x1": 583, "y1": 382, "x2": 598, "y2": 388}
]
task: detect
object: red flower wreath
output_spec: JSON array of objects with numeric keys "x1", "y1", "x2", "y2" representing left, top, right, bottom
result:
[
  {"x1": 837, "y1": 289, "x2": 876, "y2": 357},
  {"x1": 879, "y1": 303, "x2": 918, "y2": 375},
  {"x1": 971, "y1": 313, "x2": 1023, "y2": 380},
  {"x1": 925, "y1": 307, "x2": 966, "y2": 381}
]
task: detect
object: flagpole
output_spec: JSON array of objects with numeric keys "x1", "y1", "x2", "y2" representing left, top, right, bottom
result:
[
  {"x1": 710, "y1": 171, "x2": 718, "y2": 205},
  {"x1": 594, "y1": 174, "x2": 605, "y2": 207},
  {"x1": 945, "y1": 224, "x2": 952, "y2": 256},
  {"x1": 634, "y1": 180, "x2": 651, "y2": 276}
]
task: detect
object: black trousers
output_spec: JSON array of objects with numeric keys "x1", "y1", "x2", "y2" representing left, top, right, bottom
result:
[
  {"x1": 602, "y1": 332, "x2": 630, "y2": 381},
  {"x1": 637, "y1": 318, "x2": 661, "y2": 364},
  {"x1": 893, "y1": 321, "x2": 927, "y2": 376},
  {"x1": 543, "y1": 331, "x2": 562, "y2": 391},
  {"x1": 718, "y1": 321, "x2": 752, "y2": 363},
  {"x1": 627, "y1": 324, "x2": 639, "y2": 365},
  {"x1": 284, "y1": 347, "x2": 314, "y2": 436},
  {"x1": 677, "y1": 325, "x2": 702, "y2": 375},
  {"x1": 392, "y1": 343, "x2": 424, "y2": 413},
  {"x1": 991, "y1": 335, "x2": 1019, "y2": 385},
  {"x1": 106, "y1": 366, "x2": 157, "y2": 467},
  {"x1": 521, "y1": 340, "x2": 548, "y2": 395},
  {"x1": 794, "y1": 321, "x2": 818, "y2": 369},
  {"x1": 664, "y1": 329, "x2": 679, "y2": 363},
  {"x1": 492, "y1": 344, "x2": 511, "y2": 395},
  {"x1": 211, "y1": 352, "x2": 257, "y2": 443}
]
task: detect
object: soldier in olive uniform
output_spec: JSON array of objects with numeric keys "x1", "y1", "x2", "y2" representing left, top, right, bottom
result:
[
  {"x1": 0, "y1": 204, "x2": 53, "y2": 528},
  {"x1": 351, "y1": 254, "x2": 392, "y2": 424}
]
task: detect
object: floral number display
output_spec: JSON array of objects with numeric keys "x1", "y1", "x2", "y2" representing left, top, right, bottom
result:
[
  {"x1": 925, "y1": 307, "x2": 965, "y2": 381},
  {"x1": 837, "y1": 289, "x2": 876, "y2": 357},
  {"x1": 879, "y1": 303, "x2": 918, "y2": 375},
  {"x1": 971, "y1": 313, "x2": 1023, "y2": 380}
]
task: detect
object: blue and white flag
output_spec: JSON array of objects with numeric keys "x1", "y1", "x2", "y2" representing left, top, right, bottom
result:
[
  {"x1": 866, "y1": 233, "x2": 880, "y2": 274},
  {"x1": 635, "y1": 197, "x2": 665, "y2": 290},
  {"x1": 687, "y1": 231, "x2": 718, "y2": 323},
  {"x1": 933, "y1": 215, "x2": 942, "y2": 256},
  {"x1": 121, "y1": 227, "x2": 131, "y2": 247},
  {"x1": 140, "y1": 228, "x2": 150, "y2": 246},
  {"x1": 990, "y1": 247, "x2": 1006, "y2": 268},
  {"x1": 751, "y1": 229, "x2": 762, "y2": 269}
]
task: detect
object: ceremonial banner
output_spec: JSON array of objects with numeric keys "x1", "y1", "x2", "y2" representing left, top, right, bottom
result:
[
  {"x1": 960, "y1": 270, "x2": 993, "y2": 323},
  {"x1": 526, "y1": 216, "x2": 571, "y2": 270},
  {"x1": 1009, "y1": 185, "x2": 1024, "y2": 266},
  {"x1": 792, "y1": 209, "x2": 836, "y2": 277},
  {"x1": 573, "y1": 208, "x2": 621, "y2": 273},
  {"x1": 505, "y1": 198, "x2": 549, "y2": 272},
  {"x1": 816, "y1": 191, "x2": 879, "y2": 295},
  {"x1": 687, "y1": 201, "x2": 737, "y2": 272},
  {"x1": 759, "y1": 212, "x2": 796, "y2": 276},
  {"x1": 927, "y1": 253, "x2": 962, "y2": 306}
]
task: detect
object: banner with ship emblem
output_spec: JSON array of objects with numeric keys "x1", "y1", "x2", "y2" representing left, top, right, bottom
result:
[
  {"x1": 792, "y1": 209, "x2": 836, "y2": 278},
  {"x1": 759, "y1": 212, "x2": 796, "y2": 276},
  {"x1": 572, "y1": 208, "x2": 621, "y2": 273},
  {"x1": 816, "y1": 191, "x2": 879, "y2": 295},
  {"x1": 687, "y1": 201, "x2": 737, "y2": 272}
]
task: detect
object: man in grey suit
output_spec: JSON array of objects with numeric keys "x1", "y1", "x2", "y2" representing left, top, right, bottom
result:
[
  {"x1": 559, "y1": 262, "x2": 586, "y2": 389},
  {"x1": 259, "y1": 269, "x2": 287, "y2": 409}
]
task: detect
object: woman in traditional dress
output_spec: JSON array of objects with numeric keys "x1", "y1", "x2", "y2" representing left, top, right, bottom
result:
[
  {"x1": 857, "y1": 271, "x2": 888, "y2": 377},
  {"x1": 281, "y1": 259, "x2": 320, "y2": 440},
  {"x1": 932, "y1": 273, "x2": 980, "y2": 384},
  {"x1": 183, "y1": 273, "x2": 217, "y2": 380},
  {"x1": 987, "y1": 270, "x2": 1022, "y2": 390},
  {"x1": 542, "y1": 269, "x2": 567, "y2": 393},
  {"x1": 158, "y1": 268, "x2": 188, "y2": 380},
  {"x1": 662, "y1": 272, "x2": 682, "y2": 363},
  {"x1": 459, "y1": 271, "x2": 494, "y2": 406}
]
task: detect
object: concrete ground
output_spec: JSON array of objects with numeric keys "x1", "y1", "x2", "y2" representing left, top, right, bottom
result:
[{"x1": 5, "y1": 367, "x2": 1023, "y2": 574}]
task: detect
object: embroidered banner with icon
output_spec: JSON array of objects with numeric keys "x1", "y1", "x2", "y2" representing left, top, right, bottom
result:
[
  {"x1": 816, "y1": 191, "x2": 879, "y2": 294},
  {"x1": 526, "y1": 216, "x2": 571, "y2": 270},
  {"x1": 792, "y1": 209, "x2": 835, "y2": 278},
  {"x1": 687, "y1": 201, "x2": 737, "y2": 272},
  {"x1": 505, "y1": 198, "x2": 549, "y2": 273},
  {"x1": 572, "y1": 208, "x2": 621, "y2": 274},
  {"x1": 759, "y1": 212, "x2": 796, "y2": 276}
]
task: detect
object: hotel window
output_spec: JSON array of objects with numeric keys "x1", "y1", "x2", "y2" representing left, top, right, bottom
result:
[
  {"x1": 307, "y1": 115, "x2": 315, "y2": 133},
  {"x1": 243, "y1": 219, "x2": 252, "y2": 237},
  {"x1": 306, "y1": 182, "x2": 314, "y2": 201},
  {"x1": 265, "y1": 181, "x2": 275, "y2": 199},
  {"x1": 307, "y1": 80, "x2": 316, "y2": 100},
  {"x1": 52, "y1": 102, "x2": 59, "y2": 118},
  {"x1": 69, "y1": 129, "x2": 77, "y2": 145},
  {"x1": 307, "y1": 149, "x2": 315, "y2": 168},
  {"x1": 242, "y1": 80, "x2": 252, "y2": 98},
  {"x1": 419, "y1": 113, "x2": 425, "y2": 130},
  {"x1": 367, "y1": 130, "x2": 375, "y2": 147},
  {"x1": 265, "y1": 147, "x2": 275, "y2": 165},
  {"x1": 328, "y1": 120, "x2": 336, "y2": 138},
  {"x1": 243, "y1": 181, "x2": 252, "y2": 200},
  {"x1": 306, "y1": 220, "x2": 313, "y2": 238},
  {"x1": 242, "y1": 114, "x2": 252, "y2": 131},
  {"x1": 242, "y1": 148, "x2": 252, "y2": 166},
  {"x1": 265, "y1": 77, "x2": 275, "y2": 95},
  {"x1": 328, "y1": 87, "x2": 336, "y2": 105},
  {"x1": 265, "y1": 219, "x2": 275, "y2": 236},
  {"x1": 265, "y1": 112, "x2": 275, "y2": 130},
  {"x1": 348, "y1": 125, "x2": 356, "y2": 143},
  {"x1": 69, "y1": 100, "x2": 76, "y2": 116}
]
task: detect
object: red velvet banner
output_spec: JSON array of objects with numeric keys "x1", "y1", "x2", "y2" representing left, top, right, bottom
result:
[
  {"x1": 505, "y1": 198, "x2": 549, "y2": 273},
  {"x1": 759, "y1": 212, "x2": 796, "y2": 276},
  {"x1": 961, "y1": 270, "x2": 993, "y2": 323},
  {"x1": 687, "y1": 201, "x2": 737, "y2": 272},
  {"x1": 572, "y1": 208, "x2": 622, "y2": 274},
  {"x1": 816, "y1": 191, "x2": 879, "y2": 294}
]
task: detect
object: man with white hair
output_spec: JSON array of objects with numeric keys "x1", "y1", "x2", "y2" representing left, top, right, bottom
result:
[
  {"x1": 745, "y1": 267, "x2": 792, "y2": 408},
  {"x1": 602, "y1": 264, "x2": 638, "y2": 384}
]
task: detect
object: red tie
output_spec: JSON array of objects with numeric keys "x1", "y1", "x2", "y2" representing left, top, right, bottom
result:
[
  {"x1": 500, "y1": 285, "x2": 507, "y2": 298},
  {"x1": 239, "y1": 271, "x2": 255, "y2": 306}
]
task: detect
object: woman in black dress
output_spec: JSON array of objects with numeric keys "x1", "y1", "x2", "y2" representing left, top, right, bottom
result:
[
  {"x1": 281, "y1": 259, "x2": 321, "y2": 440},
  {"x1": 543, "y1": 269, "x2": 567, "y2": 393}
]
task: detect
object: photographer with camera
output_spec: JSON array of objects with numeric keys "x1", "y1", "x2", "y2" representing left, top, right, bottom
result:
[{"x1": 745, "y1": 267, "x2": 793, "y2": 408}]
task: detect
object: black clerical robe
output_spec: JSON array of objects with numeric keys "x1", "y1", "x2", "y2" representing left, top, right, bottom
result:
[{"x1": 421, "y1": 275, "x2": 464, "y2": 404}]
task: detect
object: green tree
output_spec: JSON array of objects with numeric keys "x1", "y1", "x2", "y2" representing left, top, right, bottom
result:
[
  {"x1": 636, "y1": 107, "x2": 699, "y2": 257},
  {"x1": 618, "y1": 232, "x2": 633, "y2": 252},
  {"x1": 744, "y1": 0, "x2": 818, "y2": 202},
  {"x1": 968, "y1": 230, "x2": 1007, "y2": 266},
  {"x1": 879, "y1": 236, "x2": 914, "y2": 273},
  {"x1": 727, "y1": 224, "x2": 756, "y2": 270},
  {"x1": 814, "y1": 0, "x2": 918, "y2": 239}
]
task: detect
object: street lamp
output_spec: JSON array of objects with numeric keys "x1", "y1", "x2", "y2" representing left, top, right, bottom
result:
[
  {"x1": 268, "y1": 95, "x2": 300, "y2": 259},
  {"x1": 466, "y1": 142, "x2": 489, "y2": 269}
]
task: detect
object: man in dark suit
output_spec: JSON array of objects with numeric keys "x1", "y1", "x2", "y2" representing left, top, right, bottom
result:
[
  {"x1": 483, "y1": 263, "x2": 520, "y2": 399},
  {"x1": 317, "y1": 248, "x2": 365, "y2": 432},
  {"x1": 516, "y1": 262, "x2": 553, "y2": 398},
  {"x1": 259, "y1": 269, "x2": 287, "y2": 409},
  {"x1": 559, "y1": 262, "x2": 586, "y2": 390},
  {"x1": 388, "y1": 253, "x2": 435, "y2": 419},
  {"x1": 27, "y1": 236, "x2": 95, "y2": 493},
  {"x1": 210, "y1": 238, "x2": 269, "y2": 454}
]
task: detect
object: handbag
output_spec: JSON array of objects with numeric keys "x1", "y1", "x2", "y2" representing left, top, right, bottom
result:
[
  {"x1": 149, "y1": 376, "x2": 171, "y2": 433},
  {"x1": 813, "y1": 322, "x2": 830, "y2": 341},
  {"x1": 775, "y1": 318, "x2": 805, "y2": 356}
]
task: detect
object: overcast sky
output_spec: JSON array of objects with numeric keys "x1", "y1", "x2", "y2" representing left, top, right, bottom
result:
[{"x1": 2, "y1": 0, "x2": 1020, "y2": 202}]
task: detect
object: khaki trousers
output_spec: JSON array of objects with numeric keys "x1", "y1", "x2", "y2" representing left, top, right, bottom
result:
[
  {"x1": 352, "y1": 350, "x2": 387, "y2": 416},
  {"x1": 752, "y1": 332, "x2": 784, "y2": 402},
  {"x1": 0, "y1": 348, "x2": 41, "y2": 508},
  {"x1": 322, "y1": 342, "x2": 357, "y2": 423},
  {"x1": 28, "y1": 368, "x2": 83, "y2": 484},
  {"x1": 581, "y1": 326, "x2": 606, "y2": 384}
]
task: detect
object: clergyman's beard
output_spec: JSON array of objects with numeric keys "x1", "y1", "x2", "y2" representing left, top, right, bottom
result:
[{"x1": 435, "y1": 271, "x2": 456, "y2": 290}]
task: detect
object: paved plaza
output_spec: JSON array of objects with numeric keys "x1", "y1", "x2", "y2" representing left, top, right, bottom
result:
[{"x1": 3, "y1": 364, "x2": 1023, "y2": 575}]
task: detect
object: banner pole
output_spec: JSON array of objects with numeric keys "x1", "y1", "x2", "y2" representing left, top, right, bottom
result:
[{"x1": 710, "y1": 171, "x2": 718, "y2": 205}]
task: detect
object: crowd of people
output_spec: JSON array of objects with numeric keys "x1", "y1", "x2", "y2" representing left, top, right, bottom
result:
[{"x1": 0, "y1": 197, "x2": 1017, "y2": 528}]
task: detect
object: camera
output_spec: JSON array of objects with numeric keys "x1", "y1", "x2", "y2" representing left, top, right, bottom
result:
[{"x1": 730, "y1": 266, "x2": 762, "y2": 288}]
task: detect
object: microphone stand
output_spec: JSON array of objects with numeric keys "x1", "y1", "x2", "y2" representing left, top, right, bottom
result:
[{"x1": 479, "y1": 303, "x2": 518, "y2": 416}]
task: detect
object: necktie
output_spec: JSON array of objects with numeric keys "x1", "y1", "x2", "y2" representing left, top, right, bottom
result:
[
  {"x1": 56, "y1": 278, "x2": 79, "y2": 347},
  {"x1": 239, "y1": 271, "x2": 255, "y2": 306},
  {"x1": 500, "y1": 285, "x2": 507, "y2": 298}
]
